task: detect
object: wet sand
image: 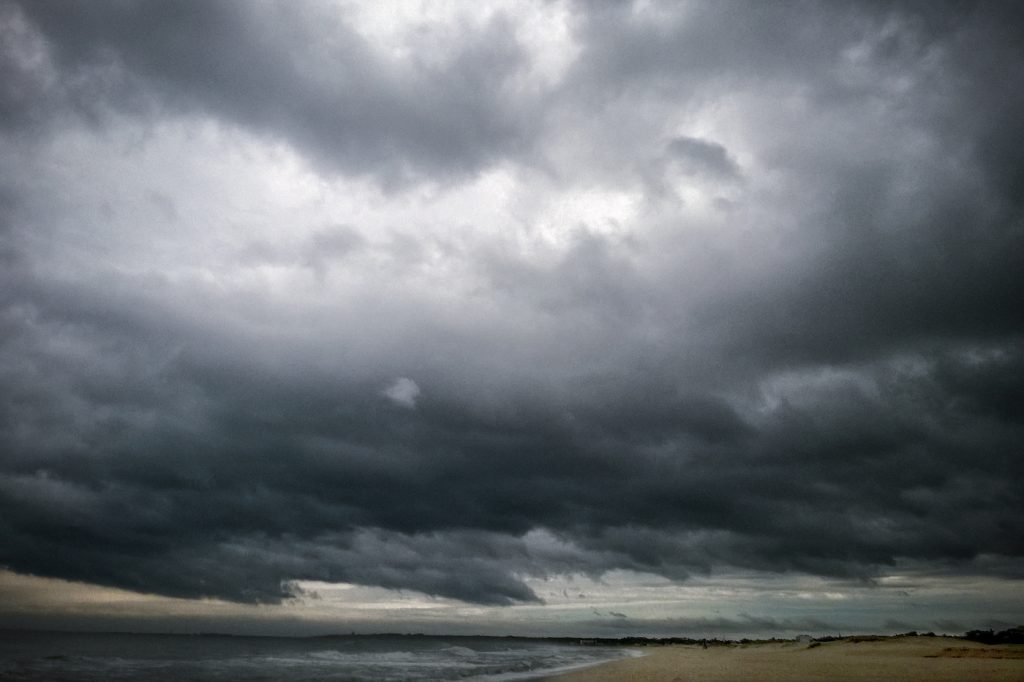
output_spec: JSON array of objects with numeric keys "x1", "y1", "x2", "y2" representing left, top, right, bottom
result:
[{"x1": 545, "y1": 636, "x2": 1024, "y2": 681}]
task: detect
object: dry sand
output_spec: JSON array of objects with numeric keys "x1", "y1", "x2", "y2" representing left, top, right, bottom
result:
[{"x1": 545, "y1": 636, "x2": 1024, "y2": 681}]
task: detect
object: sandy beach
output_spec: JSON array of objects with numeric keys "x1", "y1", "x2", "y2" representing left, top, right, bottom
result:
[{"x1": 546, "y1": 637, "x2": 1024, "y2": 681}]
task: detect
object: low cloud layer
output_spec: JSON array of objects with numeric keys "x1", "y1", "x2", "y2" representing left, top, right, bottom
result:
[{"x1": 1, "y1": 0, "x2": 1022, "y2": 612}]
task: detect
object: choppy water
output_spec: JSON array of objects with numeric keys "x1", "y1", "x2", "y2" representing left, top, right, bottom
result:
[{"x1": 0, "y1": 631, "x2": 637, "y2": 681}]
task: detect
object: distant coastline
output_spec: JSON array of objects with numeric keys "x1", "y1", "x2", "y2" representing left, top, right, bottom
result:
[{"x1": 2, "y1": 625, "x2": 1022, "y2": 645}]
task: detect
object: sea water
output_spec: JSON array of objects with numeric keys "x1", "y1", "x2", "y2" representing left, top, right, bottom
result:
[{"x1": 0, "y1": 630, "x2": 638, "y2": 681}]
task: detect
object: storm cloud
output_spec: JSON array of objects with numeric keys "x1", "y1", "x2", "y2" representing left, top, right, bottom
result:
[{"x1": 0, "y1": 0, "x2": 1022, "y2": 613}]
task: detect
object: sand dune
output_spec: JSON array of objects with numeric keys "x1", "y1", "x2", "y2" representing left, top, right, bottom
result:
[{"x1": 546, "y1": 636, "x2": 1024, "y2": 681}]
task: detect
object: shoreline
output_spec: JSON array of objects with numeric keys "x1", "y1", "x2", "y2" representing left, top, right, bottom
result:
[
  {"x1": 518, "y1": 647, "x2": 646, "y2": 681},
  {"x1": 542, "y1": 636, "x2": 1024, "y2": 681}
]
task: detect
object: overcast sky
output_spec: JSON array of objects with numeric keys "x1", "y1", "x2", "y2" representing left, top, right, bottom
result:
[{"x1": 1, "y1": 0, "x2": 1022, "y2": 637}]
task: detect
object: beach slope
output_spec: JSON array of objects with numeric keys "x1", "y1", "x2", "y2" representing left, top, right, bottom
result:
[{"x1": 546, "y1": 636, "x2": 1024, "y2": 681}]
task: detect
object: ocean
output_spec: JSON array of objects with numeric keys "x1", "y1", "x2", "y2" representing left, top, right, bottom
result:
[{"x1": 0, "y1": 630, "x2": 638, "y2": 681}]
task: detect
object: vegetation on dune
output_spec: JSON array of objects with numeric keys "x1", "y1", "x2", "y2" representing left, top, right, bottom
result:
[{"x1": 963, "y1": 626, "x2": 1024, "y2": 645}]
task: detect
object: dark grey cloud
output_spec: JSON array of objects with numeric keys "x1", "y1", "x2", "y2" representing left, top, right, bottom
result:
[
  {"x1": 665, "y1": 137, "x2": 740, "y2": 179},
  {"x1": 4, "y1": 0, "x2": 537, "y2": 186},
  {"x1": 0, "y1": 0, "x2": 1022, "y2": 613}
]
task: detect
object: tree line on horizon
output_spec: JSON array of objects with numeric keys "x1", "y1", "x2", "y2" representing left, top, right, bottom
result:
[{"x1": 962, "y1": 626, "x2": 1024, "y2": 645}]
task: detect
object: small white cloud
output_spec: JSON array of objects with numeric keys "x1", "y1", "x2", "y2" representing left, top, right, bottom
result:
[{"x1": 382, "y1": 377, "x2": 421, "y2": 408}]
